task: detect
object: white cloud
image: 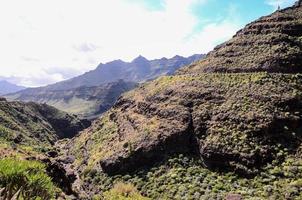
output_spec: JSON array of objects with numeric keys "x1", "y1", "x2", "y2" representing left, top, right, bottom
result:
[
  {"x1": 265, "y1": 0, "x2": 297, "y2": 9},
  {"x1": 0, "y1": 0, "x2": 239, "y2": 87}
]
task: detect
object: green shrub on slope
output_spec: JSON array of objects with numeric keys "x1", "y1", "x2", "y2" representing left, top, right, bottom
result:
[
  {"x1": 102, "y1": 182, "x2": 150, "y2": 200},
  {"x1": 0, "y1": 158, "x2": 55, "y2": 200}
]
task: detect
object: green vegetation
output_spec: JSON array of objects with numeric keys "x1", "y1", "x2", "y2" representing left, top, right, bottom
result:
[
  {"x1": 5, "y1": 81, "x2": 137, "y2": 119},
  {"x1": 0, "y1": 99, "x2": 89, "y2": 157},
  {"x1": 0, "y1": 158, "x2": 55, "y2": 200},
  {"x1": 85, "y1": 154, "x2": 302, "y2": 199},
  {"x1": 101, "y1": 182, "x2": 150, "y2": 200},
  {"x1": 2, "y1": 3, "x2": 302, "y2": 199},
  {"x1": 71, "y1": 72, "x2": 302, "y2": 199}
]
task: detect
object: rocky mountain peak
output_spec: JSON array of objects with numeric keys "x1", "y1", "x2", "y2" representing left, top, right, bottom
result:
[
  {"x1": 172, "y1": 55, "x2": 185, "y2": 60},
  {"x1": 132, "y1": 55, "x2": 148, "y2": 63}
]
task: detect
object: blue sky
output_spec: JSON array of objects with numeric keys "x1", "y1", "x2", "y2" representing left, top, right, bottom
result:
[
  {"x1": 138, "y1": 0, "x2": 296, "y2": 35},
  {"x1": 0, "y1": 0, "x2": 297, "y2": 87}
]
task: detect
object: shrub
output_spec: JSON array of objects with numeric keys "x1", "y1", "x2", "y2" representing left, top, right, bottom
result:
[
  {"x1": 103, "y1": 182, "x2": 150, "y2": 200},
  {"x1": 0, "y1": 158, "x2": 55, "y2": 200}
]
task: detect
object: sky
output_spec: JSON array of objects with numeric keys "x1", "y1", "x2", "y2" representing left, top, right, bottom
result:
[{"x1": 0, "y1": 0, "x2": 297, "y2": 87}]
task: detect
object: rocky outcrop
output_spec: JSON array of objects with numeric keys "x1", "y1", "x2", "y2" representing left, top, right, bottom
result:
[
  {"x1": 41, "y1": 157, "x2": 78, "y2": 196},
  {"x1": 71, "y1": 73, "x2": 302, "y2": 176},
  {"x1": 178, "y1": 3, "x2": 302, "y2": 74}
]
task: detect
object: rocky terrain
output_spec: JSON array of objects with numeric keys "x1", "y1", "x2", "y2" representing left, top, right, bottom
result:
[
  {"x1": 7, "y1": 80, "x2": 137, "y2": 119},
  {"x1": 63, "y1": 2, "x2": 302, "y2": 199}
]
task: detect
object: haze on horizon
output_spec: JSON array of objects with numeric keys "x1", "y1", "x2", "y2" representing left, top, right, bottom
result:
[{"x1": 0, "y1": 0, "x2": 296, "y2": 87}]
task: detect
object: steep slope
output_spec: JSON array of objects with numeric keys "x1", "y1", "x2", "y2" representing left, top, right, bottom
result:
[
  {"x1": 0, "y1": 98, "x2": 91, "y2": 199},
  {"x1": 0, "y1": 98, "x2": 90, "y2": 149},
  {"x1": 71, "y1": 73, "x2": 302, "y2": 174},
  {"x1": 66, "y1": 2, "x2": 302, "y2": 199},
  {"x1": 178, "y1": 3, "x2": 302, "y2": 74},
  {"x1": 0, "y1": 80, "x2": 25, "y2": 95},
  {"x1": 7, "y1": 80, "x2": 137, "y2": 119}
]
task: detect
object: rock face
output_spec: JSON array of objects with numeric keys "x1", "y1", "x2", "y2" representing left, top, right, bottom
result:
[
  {"x1": 0, "y1": 100, "x2": 90, "y2": 146},
  {"x1": 178, "y1": 4, "x2": 302, "y2": 74},
  {"x1": 7, "y1": 80, "x2": 137, "y2": 119},
  {"x1": 72, "y1": 74, "x2": 302, "y2": 176}
]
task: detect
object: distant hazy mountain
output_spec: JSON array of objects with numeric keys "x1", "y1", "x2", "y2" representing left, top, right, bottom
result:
[
  {"x1": 6, "y1": 54, "x2": 204, "y2": 118},
  {"x1": 35, "y1": 54, "x2": 204, "y2": 91},
  {"x1": 0, "y1": 80, "x2": 25, "y2": 95},
  {"x1": 7, "y1": 80, "x2": 137, "y2": 119}
]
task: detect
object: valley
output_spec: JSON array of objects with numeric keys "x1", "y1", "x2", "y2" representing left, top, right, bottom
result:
[
  {"x1": 1, "y1": 1, "x2": 302, "y2": 200},
  {"x1": 6, "y1": 55, "x2": 203, "y2": 119}
]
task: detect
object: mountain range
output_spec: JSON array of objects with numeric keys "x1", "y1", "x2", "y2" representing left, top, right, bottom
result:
[
  {"x1": 6, "y1": 54, "x2": 203, "y2": 118},
  {"x1": 1, "y1": 1, "x2": 302, "y2": 200},
  {"x1": 0, "y1": 80, "x2": 25, "y2": 95}
]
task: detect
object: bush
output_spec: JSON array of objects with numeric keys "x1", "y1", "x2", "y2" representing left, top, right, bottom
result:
[
  {"x1": 0, "y1": 158, "x2": 55, "y2": 200},
  {"x1": 103, "y1": 182, "x2": 150, "y2": 200}
]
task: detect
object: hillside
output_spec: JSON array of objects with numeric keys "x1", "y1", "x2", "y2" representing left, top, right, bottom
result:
[
  {"x1": 0, "y1": 80, "x2": 25, "y2": 95},
  {"x1": 0, "y1": 98, "x2": 91, "y2": 198},
  {"x1": 65, "y1": 2, "x2": 302, "y2": 199},
  {"x1": 7, "y1": 80, "x2": 137, "y2": 119},
  {"x1": 0, "y1": 98, "x2": 90, "y2": 150}
]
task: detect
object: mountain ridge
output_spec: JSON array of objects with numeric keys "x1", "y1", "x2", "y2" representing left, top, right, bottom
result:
[
  {"x1": 28, "y1": 54, "x2": 204, "y2": 91},
  {"x1": 0, "y1": 80, "x2": 26, "y2": 95},
  {"x1": 7, "y1": 54, "x2": 203, "y2": 118},
  {"x1": 7, "y1": 80, "x2": 137, "y2": 119}
]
